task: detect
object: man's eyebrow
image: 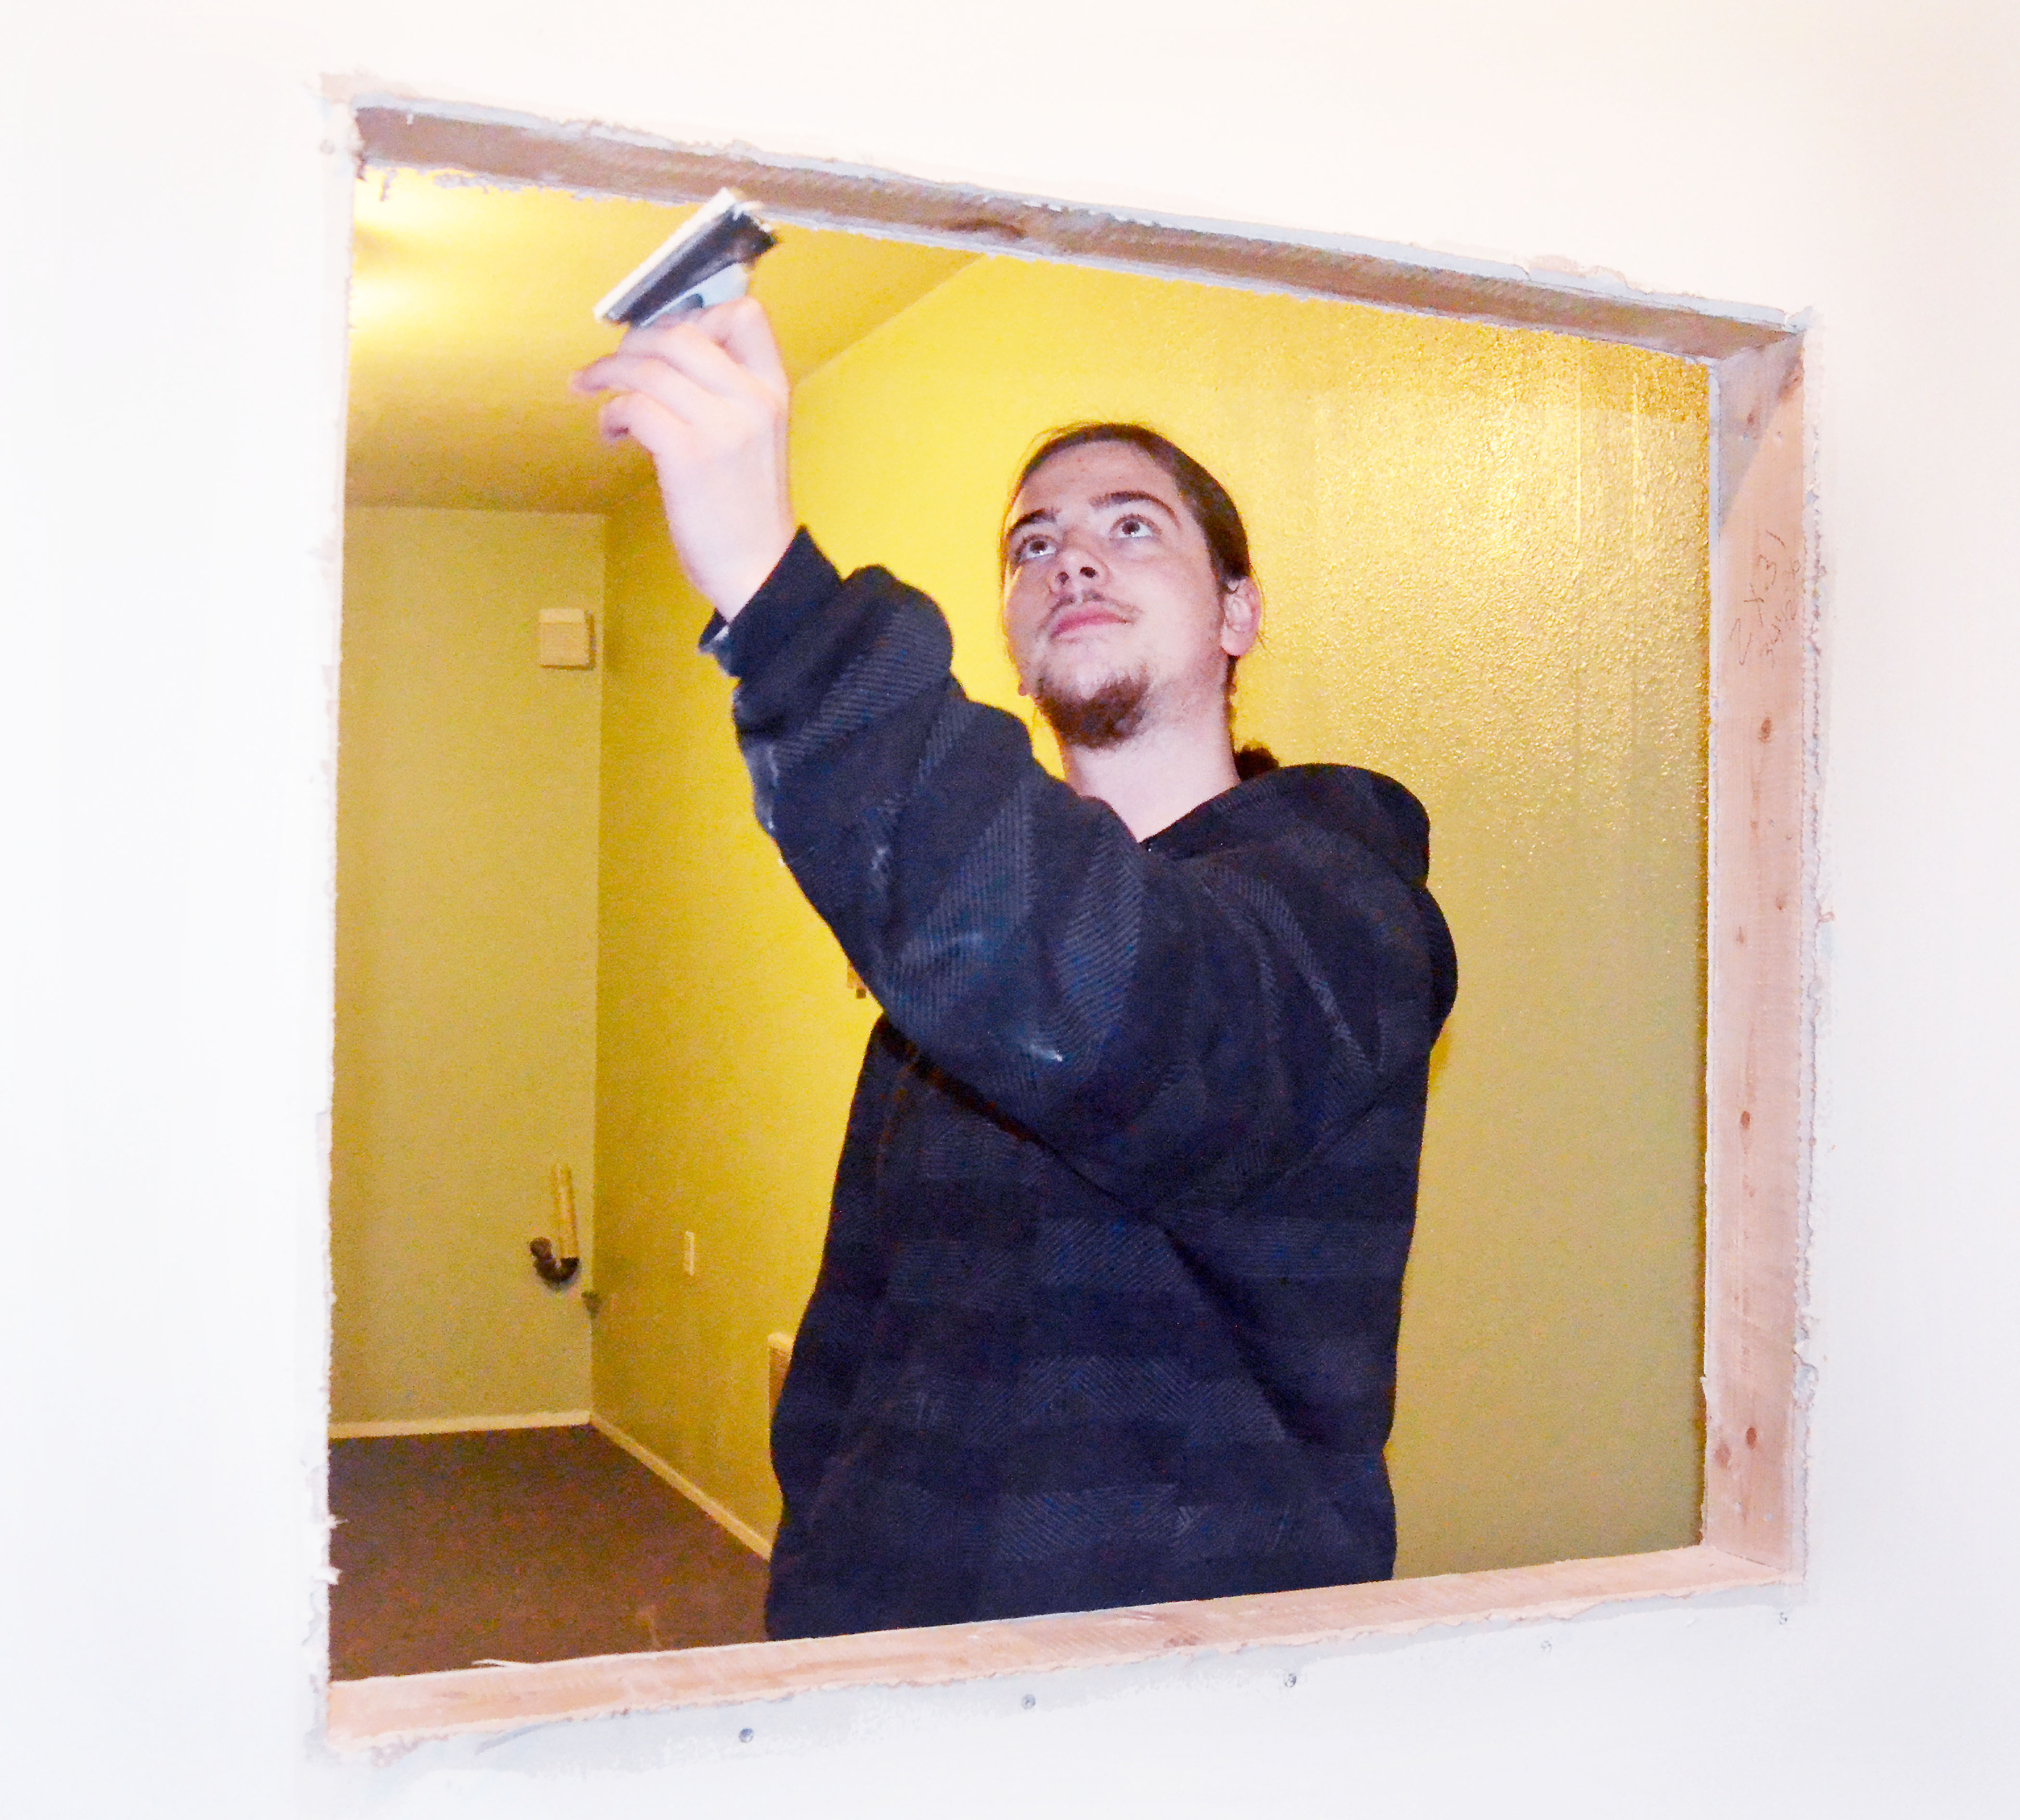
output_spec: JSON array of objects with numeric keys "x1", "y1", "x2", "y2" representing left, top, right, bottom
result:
[
  {"x1": 1003, "y1": 491, "x2": 1179, "y2": 545},
  {"x1": 1088, "y1": 490, "x2": 1178, "y2": 520}
]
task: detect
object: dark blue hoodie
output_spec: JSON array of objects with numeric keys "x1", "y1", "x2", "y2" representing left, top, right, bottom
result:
[{"x1": 702, "y1": 532, "x2": 1457, "y2": 1639}]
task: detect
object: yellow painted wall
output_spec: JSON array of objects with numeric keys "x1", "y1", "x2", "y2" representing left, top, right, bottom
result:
[
  {"x1": 593, "y1": 492, "x2": 878, "y2": 1534},
  {"x1": 332, "y1": 507, "x2": 603, "y2": 1424},
  {"x1": 593, "y1": 255, "x2": 1707, "y2": 1571}
]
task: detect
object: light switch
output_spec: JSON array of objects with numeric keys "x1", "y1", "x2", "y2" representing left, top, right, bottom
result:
[
  {"x1": 682, "y1": 1230, "x2": 697, "y2": 1277},
  {"x1": 538, "y1": 607, "x2": 595, "y2": 669}
]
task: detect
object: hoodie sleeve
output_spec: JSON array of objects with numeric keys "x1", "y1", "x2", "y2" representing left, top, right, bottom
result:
[{"x1": 706, "y1": 532, "x2": 1448, "y2": 1212}]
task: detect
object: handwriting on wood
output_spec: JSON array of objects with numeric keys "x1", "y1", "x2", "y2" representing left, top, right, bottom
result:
[{"x1": 1733, "y1": 528, "x2": 1797, "y2": 668}]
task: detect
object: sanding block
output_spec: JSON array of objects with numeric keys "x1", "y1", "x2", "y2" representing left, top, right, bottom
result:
[{"x1": 593, "y1": 189, "x2": 779, "y2": 329}]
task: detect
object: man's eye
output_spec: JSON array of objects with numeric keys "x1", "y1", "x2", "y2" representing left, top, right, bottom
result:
[
  {"x1": 1115, "y1": 515, "x2": 1153, "y2": 538},
  {"x1": 1012, "y1": 536, "x2": 1054, "y2": 565}
]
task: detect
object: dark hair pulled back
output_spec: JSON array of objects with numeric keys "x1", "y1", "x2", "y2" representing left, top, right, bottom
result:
[
  {"x1": 1004, "y1": 421, "x2": 1252, "y2": 590},
  {"x1": 1004, "y1": 422, "x2": 1278, "y2": 777}
]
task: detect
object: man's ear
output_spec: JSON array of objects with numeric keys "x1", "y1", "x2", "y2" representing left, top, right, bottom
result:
[{"x1": 1219, "y1": 577, "x2": 1262, "y2": 658}]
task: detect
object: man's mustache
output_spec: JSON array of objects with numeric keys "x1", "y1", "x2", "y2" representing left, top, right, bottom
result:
[{"x1": 1043, "y1": 591, "x2": 1136, "y2": 631}]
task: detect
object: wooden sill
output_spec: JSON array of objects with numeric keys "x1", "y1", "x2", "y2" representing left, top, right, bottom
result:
[{"x1": 327, "y1": 1544, "x2": 1786, "y2": 1750}]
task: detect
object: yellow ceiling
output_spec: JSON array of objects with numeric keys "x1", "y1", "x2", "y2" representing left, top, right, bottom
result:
[{"x1": 346, "y1": 170, "x2": 978, "y2": 513}]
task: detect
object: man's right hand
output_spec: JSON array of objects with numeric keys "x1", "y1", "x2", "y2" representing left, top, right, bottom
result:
[{"x1": 571, "y1": 296, "x2": 796, "y2": 622}]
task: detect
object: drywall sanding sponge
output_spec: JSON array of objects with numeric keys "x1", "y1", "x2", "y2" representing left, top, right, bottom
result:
[{"x1": 593, "y1": 189, "x2": 779, "y2": 329}]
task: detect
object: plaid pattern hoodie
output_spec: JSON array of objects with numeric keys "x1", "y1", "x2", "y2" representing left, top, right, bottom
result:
[{"x1": 702, "y1": 533, "x2": 1457, "y2": 1640}]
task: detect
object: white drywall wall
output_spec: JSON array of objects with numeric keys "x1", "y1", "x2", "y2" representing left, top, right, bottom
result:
[{"x1": 0, "y1": 2, "x2": 2015, "y2": 1814}]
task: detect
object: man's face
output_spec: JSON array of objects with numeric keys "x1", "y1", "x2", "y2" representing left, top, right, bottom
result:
[{"x1": 1001, "y1": 442, "x2": 1259, "y2": 750}]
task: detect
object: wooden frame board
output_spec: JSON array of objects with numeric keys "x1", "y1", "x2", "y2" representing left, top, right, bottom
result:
[{"x1": 327, "y1": 96, "x2": 1811, "y2": 1752}]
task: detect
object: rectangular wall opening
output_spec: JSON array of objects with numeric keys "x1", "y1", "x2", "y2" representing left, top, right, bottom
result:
[{"x1": 326, "y1": 98, "x2": 1808, "y2": 1748}]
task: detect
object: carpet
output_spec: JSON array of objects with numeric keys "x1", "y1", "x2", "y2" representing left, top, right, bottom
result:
[{"x1": 328, "y1": 1424, "x2": 770, "y2": 1679}]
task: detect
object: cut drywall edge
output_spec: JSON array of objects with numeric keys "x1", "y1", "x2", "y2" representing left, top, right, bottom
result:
[
  {"x1": 329, "y1": 1410, "x2": 591, "y2": 1439},
  {"x1": 326, "y1": 1544, "x2": 1788, "y2": 1750},
  {"x1": 590, "y1": 1413, "x2": 772, "y2": 1560},
  {"x1": 340, "y1": 94, "x2": 1798, "y2": 360}
]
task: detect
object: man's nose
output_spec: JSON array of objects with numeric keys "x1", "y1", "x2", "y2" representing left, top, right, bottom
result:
[{"x1": 1050, "y1": 533, "x2": 1107, "y2": 588}]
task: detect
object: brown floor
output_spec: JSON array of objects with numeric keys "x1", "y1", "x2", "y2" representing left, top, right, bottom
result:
[{"x1": 329, "y1": 1425, "x2": 770, "y2": 1680}]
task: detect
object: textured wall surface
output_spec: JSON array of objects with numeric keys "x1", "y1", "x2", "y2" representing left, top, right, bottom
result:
[
  {"x1": 592, "y1": 490, "x2": 878, "y2": 1539},
  {"x1": 792, "y1": 257, "x2": 1709, "y2": 1574},
  {"x1": 332, "y1": 507, "x2": 600, "y2": 1423}
]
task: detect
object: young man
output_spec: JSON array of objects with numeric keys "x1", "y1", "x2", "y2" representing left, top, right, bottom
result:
[{"x1": 575, "y1": 301, "x2": 1456, "y2": 1639}]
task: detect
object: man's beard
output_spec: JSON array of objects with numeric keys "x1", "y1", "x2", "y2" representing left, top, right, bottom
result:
[{"x1": 1033, "y1": 666, "x2": 1151, "y2": 751}]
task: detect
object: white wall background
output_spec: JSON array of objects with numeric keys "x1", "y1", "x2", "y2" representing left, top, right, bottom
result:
[{"x1": 0, "y1": 2, "x2": 2014, "y2": 1814}]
